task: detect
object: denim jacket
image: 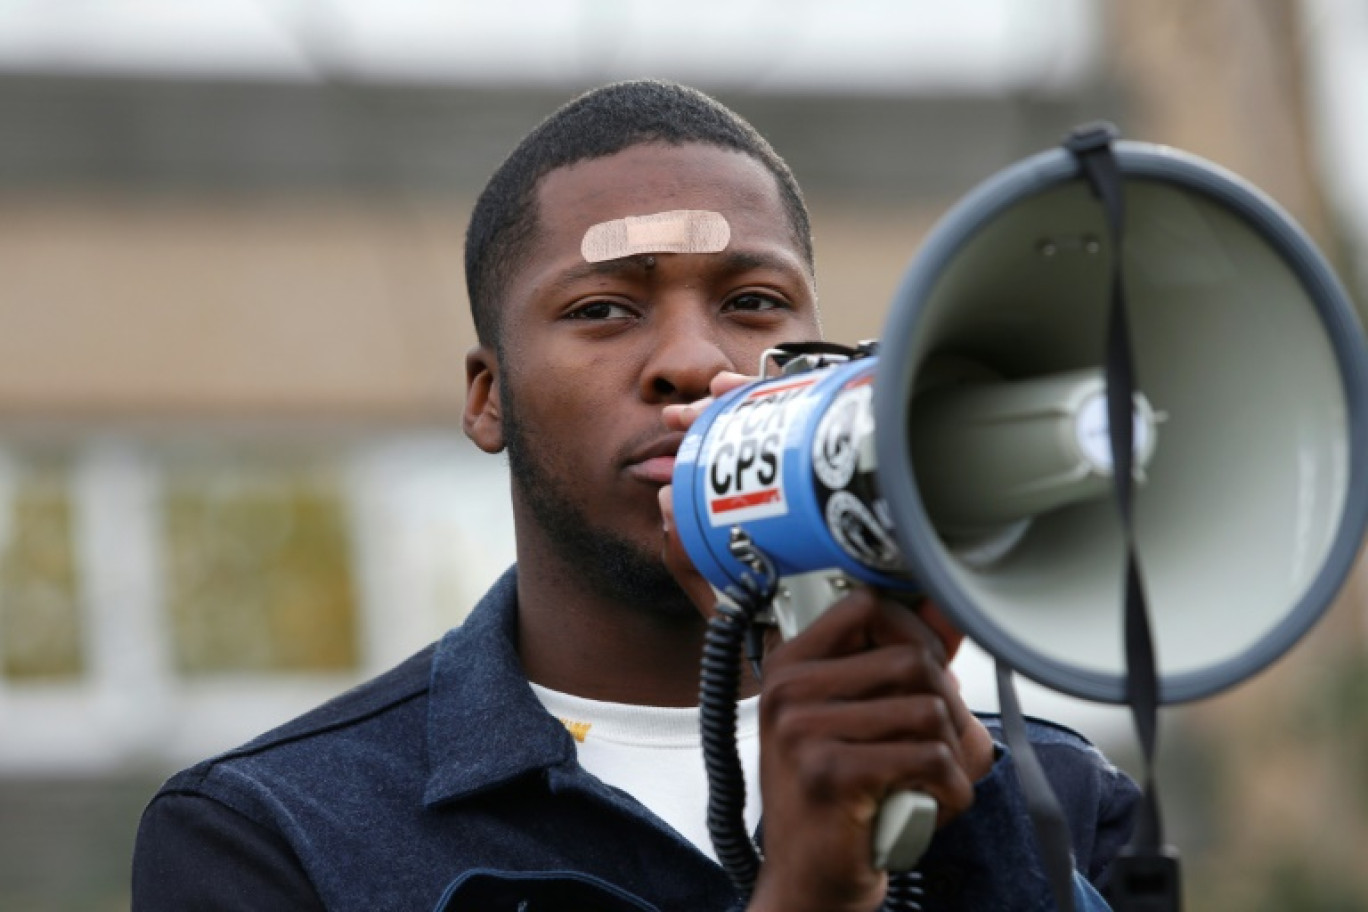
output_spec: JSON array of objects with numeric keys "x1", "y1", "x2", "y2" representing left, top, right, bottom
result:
[{"x1": 133, "y1": 566, "x2": 1137, "y2": 911}]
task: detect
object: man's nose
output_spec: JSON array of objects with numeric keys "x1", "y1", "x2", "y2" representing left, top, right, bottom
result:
[{"x1": 641, "y1": 306, "x2": 733, "y2": 404}]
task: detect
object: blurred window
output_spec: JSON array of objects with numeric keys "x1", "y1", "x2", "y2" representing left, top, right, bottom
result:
[
  {"x1": 0, "y1": 456, "x2": 84, "y2": 682},
  {"x1": 162, "y1": 454, "x2": 359, "y2": 675}
]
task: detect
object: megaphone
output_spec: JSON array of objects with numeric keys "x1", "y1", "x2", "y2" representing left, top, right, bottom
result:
[
  {"x1": 678, "y1": 135, "x2": 1368, "y2": 703},
  {"x1": 676, "y1": 132, "x2": 1368, "y2": 885},
  {"x1": 874, "y1": 138, "x2": 1368, "y2": 705}
]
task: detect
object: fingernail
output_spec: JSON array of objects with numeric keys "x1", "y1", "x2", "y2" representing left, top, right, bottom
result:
[{"x1": 657, "y1": 488, "x2": 672, "y2": 533}]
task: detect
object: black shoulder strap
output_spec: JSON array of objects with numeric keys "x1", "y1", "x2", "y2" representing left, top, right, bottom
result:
[{"x1": 1066, "y1": 121, "x2": 1182, "y2": 911}]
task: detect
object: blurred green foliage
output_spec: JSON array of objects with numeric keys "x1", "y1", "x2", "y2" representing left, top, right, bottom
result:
[
  {"x1": 0, "y1": 462, "x2": 83, "y2": 681},
  {"x1": 164, "y1": 465, "x2": 358, "y2": 674},
  {"x1": 1179, "y1": 627, "x2": 1368, "y2": 911}
]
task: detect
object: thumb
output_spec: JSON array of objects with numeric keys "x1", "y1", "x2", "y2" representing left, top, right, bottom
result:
[{"x1": 658, "y1": 484, "x2": 719, "y2": 617}]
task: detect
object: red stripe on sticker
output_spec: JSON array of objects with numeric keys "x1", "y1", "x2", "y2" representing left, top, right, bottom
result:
[
  {"x1": 844, "y1": 373, "x2": 874, "y2": 389},
  {"x1": 710, "y1": 488, "x2": 782, "y2": 514},
  {"x1": 745, "y1": 378, "x2": 815, "y2": 399}
]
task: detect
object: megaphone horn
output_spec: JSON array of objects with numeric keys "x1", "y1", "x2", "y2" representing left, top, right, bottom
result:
[
  {"x1": 874, "y1": 138, "x2": 1368, "y2": 705},
  {"x1": 678, "y1": 139, "x2": 1368, "y2": 705}
]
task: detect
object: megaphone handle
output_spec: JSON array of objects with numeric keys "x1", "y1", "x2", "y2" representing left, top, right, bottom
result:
[
  {"x1": 873, "y1": 790, "x2": 939, "y2": 872},
  {"x1": 767, "y1": 571, "x2": 939, "y2": 873}
]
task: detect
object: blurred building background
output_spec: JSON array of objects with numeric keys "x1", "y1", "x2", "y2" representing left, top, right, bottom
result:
[{"x1": 0, "y1": 1, "x2": 1364, "y2": 909}]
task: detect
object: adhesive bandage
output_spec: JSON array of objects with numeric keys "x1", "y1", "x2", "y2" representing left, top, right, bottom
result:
[{"x1": 580, "y1": 209, "x2": 730, "y2": 263}]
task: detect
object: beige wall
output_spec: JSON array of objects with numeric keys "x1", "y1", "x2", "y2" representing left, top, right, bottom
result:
[
  {"x1": 0, "y1": 192, "x2": 944, "y2": 422},
  {"x1": 0, "y1": 194, "x2": 471, "y2": 422}
]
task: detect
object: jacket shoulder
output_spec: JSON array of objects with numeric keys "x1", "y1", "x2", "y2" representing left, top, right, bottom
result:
[
  {"x1": 162, "y1": 643, "x2": 436, "y2": 792},
  {"x1": 977, "y1": 711, "x2": 1107, "y2": 752}
]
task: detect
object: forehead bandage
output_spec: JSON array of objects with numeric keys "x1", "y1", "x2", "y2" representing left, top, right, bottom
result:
[{"x1": 580, "y1": 209, "x2": 730, "y2": 263}]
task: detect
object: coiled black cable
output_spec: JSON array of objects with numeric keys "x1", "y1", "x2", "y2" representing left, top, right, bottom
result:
[
  {"x1": 698, "y1": 546, "x2": 924, "y2": 911},
  {"x1": 700, "y1": 595, "x2": 762, "y2": 895},
  {"x1": 884, "y1": 871, "x2": 925, "y2": 911}
]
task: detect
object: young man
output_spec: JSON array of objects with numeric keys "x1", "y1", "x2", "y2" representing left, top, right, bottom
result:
[{"x1": 133, "y1": 80, "x2": 1137, "y2": 911}]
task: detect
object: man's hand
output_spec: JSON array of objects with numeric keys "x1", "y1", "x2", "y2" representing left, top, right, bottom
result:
[
  {"x1": 659, "y1": 371, "x2": 754, "y2": 612},
  {"x1": 747, "y1": 589, "x2": 991, "y2": 912},
  {"x1": 659, "y1": 370, "x2": 995, "y2": 912}
]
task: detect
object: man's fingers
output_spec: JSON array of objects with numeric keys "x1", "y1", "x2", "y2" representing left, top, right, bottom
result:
[
  {"x1": 762, "y1": 656, "x2": 969, "y2": 777},
  {"x1": 658, "y1": 485, "x2": 718, "y2": 615},
  {"x1": 767, "y1": 694, "x2": 966, "y2": 766},
  {"x1": 781, "y1": 739, "x2": 976, "y2": 824},
  {"x1": 762, "y1": 645, "x2": 957, "y2": 709},
  {"x1": 662, "y1": 371, "x2": 755, "y2": 432},
  {"x1": 773, "y1": 587, "x2": 950, "y2": 668},
  {"x1": 657, "y1": 371, "x2": 760, "y2": 611},
  {"x1": 709, "y1": 370, "x2": 753, "y2": 397}
]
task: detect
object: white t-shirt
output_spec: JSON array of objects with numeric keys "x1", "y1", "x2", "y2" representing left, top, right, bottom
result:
[{"x1": 530, "y1": 682, "x2": 761, "y2": 861}]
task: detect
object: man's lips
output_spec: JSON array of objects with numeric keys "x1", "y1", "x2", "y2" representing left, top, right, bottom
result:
[
  {"x1": 624, "y1": 433, "x2": 683, "y2": 485},
  {"x1": 628, "y1": 455, "x2": 677, "y2": 484}
]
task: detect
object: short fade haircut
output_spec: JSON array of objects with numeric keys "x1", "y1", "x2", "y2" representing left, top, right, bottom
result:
[{"x1": 464, "y1": 79, "x2": 814, "y2": 348}]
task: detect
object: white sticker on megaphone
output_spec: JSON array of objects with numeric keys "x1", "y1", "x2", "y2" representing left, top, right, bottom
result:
[{"x1": 704, "y1": 377, "x2": 817, "y2": 526}]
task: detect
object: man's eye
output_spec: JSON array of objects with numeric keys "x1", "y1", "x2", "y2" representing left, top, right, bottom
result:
[
  {"x1": 724, "y1": 293, "x2": 786, "y2": 313},
  {"x1": 568, "y1": 300, "x2": 634, "y2": 320}
]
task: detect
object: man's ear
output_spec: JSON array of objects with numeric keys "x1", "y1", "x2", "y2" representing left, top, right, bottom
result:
[{"x1": 463, "y1": 345, "x2": 505, "y2": 454}]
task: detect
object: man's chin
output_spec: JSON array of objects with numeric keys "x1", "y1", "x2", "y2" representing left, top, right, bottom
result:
[
  {"x1": 526, "y1": 488, "x2": 696, "y2": 616},
  {"x1": 504, "y1": 420, "x2": 697, "y2": 618},
  {"x1": 580, "y1": 539, "x2": 699, "y2": 620}
]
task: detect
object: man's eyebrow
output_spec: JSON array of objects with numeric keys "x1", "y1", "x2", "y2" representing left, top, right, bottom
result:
[
  {"x1": 714, "y1": 249, "x2": 804, "y2": 276},
  {"x1": 546, "y1": 257, "x2": 648, "y2": 291}
]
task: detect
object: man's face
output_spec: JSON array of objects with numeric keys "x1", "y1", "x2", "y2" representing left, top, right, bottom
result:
[{"x1": 480, "y1": 142, "x2": 821, "y2": 611}]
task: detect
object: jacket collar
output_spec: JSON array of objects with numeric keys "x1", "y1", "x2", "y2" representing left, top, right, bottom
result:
[{"x1": 423, "y1": 565, "x2": 577, "y2": 807}]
